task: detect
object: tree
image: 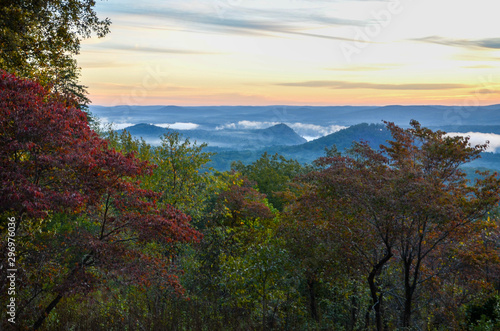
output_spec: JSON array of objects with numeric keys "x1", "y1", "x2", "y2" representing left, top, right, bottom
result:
[
  {"x1": 0, "y1": 0, "x2": 110, "y2": 104},
  {"x1": 232, "y1": 152, "x2": 310, "y2": 211},
  {"x1": 281, "y1": 189, "x2": 357, "y2": 326},
  {"x1": 220, "y1": 237, "x2": 298, "y2": 330},
  {"x1": 302, "y1": 121, "x2": 500, "y2": 329},
  {"x1": 0, "y1": 71, "x2": 200, "y2": 329},
  {"x1": 211, "y1": 177, "x2": 276, "y2": 228},
  {"x1": 141, "y1": 131, "x2": 217, "y2": 221},
  {"x1": 104, "y1": 128, "x2": 154, "y2": 163}
]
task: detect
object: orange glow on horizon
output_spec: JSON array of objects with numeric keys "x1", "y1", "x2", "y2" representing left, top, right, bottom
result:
[{"x1": 79, "y1": 0, "x2": 500, "y2": 107}]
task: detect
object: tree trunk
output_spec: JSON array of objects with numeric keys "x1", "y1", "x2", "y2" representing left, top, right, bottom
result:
[
  {"x1": 350, "y1": 293, "x2": 359, "y2": 331},
  {"x1": 402, "y1": 252, "x2": 419, "y2": 328},
  {"x1": 368, "y1": 275, "x2": 383, "y2": 331},
  {"x1": 403, "y1": 294, "x2": 413, "y2": 328},
  {"x1": 367, "y1": 251, "x2": 393, "y2": 331},
  {"x1": 402, "y1": 266, "x2": 416, "y2": 328},
  {"x1": 32, "y1": 254, "x2": 92, "y2": 329},
  {"x1": 307, "y1": 277, "x2": 319, "y2": 321},
  {"x1": 262, "y1": 275, "x2": 267, "y2": 331},
  {"x1": 32, "y1": 293, "x2": 62, "y2": 330}
]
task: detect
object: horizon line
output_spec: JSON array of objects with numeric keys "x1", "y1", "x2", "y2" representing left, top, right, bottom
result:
[{"x1": 89, "y1": 103, "x2": 500, "y2": 108}]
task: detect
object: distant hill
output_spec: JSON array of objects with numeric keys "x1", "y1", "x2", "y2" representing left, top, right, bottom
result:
[
  {"x1": 121, "y1": 123, "x2": 166, "y2": 137},
  {"x1": 209, "y1": 123, "x2": 391, "y2": 170},
  {"x1": 208, "y1": 123, "x2": 500, "y2": 172},
  {"x1": 90, "y1": 104, "x2": 500, "y2": 129},
  {"x1": 119, "y1": 123, "x2": 307, "y2": 150},
  {"x1": 277, "y1": 123, "x2": 390, "y2": 154},
  {"x1": 92, "y1": 104, "x2": 500, "y2": 172},
  {"x1": 256, "y1": 123, "x2": 306, "y2": 144}
]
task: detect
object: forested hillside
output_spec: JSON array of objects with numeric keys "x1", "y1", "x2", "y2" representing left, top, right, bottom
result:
[{"x1": 2, "y1": 70, "x2": 500, "y2": 330}]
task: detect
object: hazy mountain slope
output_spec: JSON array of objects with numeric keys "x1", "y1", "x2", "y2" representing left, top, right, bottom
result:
[
  {"x1": 209, "y1": 123, "x2": 391, "y2": 170},
  {"x1": 276, "y1": 123, "x2": 390, "y2": 155},
  {"x1": 91, "y1": 104, "x2": 500, "y2": 172},
  {"x1": 119, "y1": 123, "x2": 307, "y2": 150}
]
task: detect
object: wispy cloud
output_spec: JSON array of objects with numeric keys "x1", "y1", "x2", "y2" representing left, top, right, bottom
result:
[
  {"x1": 111, "y1": 6, "x2": 367, "y2": 43},
  {"x1": 77, "y1": 60, "x2": 134, "y2": 68},
  {"x1": 476, "y1": 89, "x2": 499, "y2": 95},
  {"x1": 287, "y1": 123, "x2": 347, "y2": 139},
  {"x1": 325, "y1": 63, "x2": 402, "y2": 71},
  {"x1": 462, "y1": 65, "x2": 497, "y2": 69},
  {"x1": 88, "y1": 82, "x2": 193, "y2": 92},
  {"x1": 216, "y1": 121, "x2": 347, "y2": 140},
  {"x1": 277, "y1": 80, "x2": 470, "y2": 90},
  {"x1": 85, "y1": 43, "x2": 221, "y2": 55},
  {"x1": 154, "y1": 122, "x2": 200, "y2": 130},
  {"x1": 97, "y1": 118, "x2": 136, "y2": 130},
  {"x1": 216, "y1": 121, "x2": 279, "y2": 130},
  {"x1": 414, "y1": 36, "x2": 500, "y2": 50}
]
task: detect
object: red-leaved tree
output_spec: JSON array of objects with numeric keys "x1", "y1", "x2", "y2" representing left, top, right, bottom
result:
[{"x1": 0, "y1": 71, "x2": 201, "y2": 329}]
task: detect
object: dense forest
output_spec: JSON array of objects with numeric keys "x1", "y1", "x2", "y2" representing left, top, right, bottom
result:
[
  {"x1": 2, "y1": 1, "x2": 500, "y2": 330},
  {"x1": 2, "y1": 70, "x2": 500, "y2": 330}
]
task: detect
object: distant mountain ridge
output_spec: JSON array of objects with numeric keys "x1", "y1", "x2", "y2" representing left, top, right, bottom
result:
[
  {"x1": 208, "y1": 123, "x2": 390, "y2": 170},
  {"x1": 91, "y1": 104, "x2": 500, "y2": 129},
  {"x1": 93, "y1": 104, "x2": 500, "y2": 171},
  {"x1": 208, "y1": 123, "x2": 500, "y2": 171}
]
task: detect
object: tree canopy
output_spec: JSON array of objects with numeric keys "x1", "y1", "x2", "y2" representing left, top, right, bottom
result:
[
  {"x1": 0, "y1": 0, "x2": 110, "y2": 104},
  {"x1": 292, "y1": 120, "x2": 500, "y2": 329},
  {"x1": 0, "y1": 70, "x2": 200, "y2": 329}
]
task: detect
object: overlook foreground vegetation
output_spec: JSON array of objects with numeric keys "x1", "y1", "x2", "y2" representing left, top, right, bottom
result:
[{"x1": 1, "y1": 71, "x2": 500, "y2": 330}]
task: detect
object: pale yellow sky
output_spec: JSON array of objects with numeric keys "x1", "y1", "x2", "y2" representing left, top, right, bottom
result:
[{"x1": 77, "y1": 0, "x2": 500, "y2": 106}]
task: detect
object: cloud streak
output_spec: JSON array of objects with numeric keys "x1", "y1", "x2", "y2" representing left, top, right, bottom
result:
[
  {"x1": 325, "y1": 64, "x2": 401, "y2": 72},
  {"x1": 154, "y1": 122, "x2": 200, "y2": 130},
  {"x1": 86, "y1": 43, "x2": 221, "y2": 55},
  {"x1": 216, "y1": 121, "x2": 347, "y2": 139},
  {"x1": 277, "y1": 80, "x2": 470, "y2": 90},
  {"x1": 112, "y1": 6, "x2": 368, "y2": 43},
  {"x1": 414, "y1": 36, "x2": 500, "y2": 50}
]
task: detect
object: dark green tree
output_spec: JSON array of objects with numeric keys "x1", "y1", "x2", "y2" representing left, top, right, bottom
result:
[
  {"x1": 142, "y1": 131, "x2": 219, "y2": 221},
  {"x1": 232, "y1": 152, "x2": 310, "y2": 211},
  {"x1": 0, "y1": 0, "x2": 111, "y2": 105}
]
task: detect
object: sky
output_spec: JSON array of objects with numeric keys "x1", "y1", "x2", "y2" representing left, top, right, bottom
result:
[{"x1": 77, "y1": 0, "x2": 500, "y2": 106}]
